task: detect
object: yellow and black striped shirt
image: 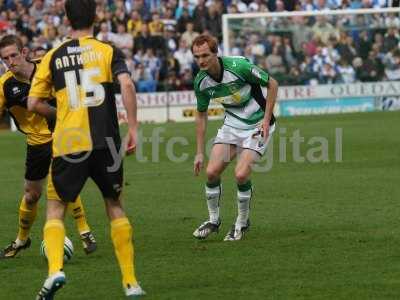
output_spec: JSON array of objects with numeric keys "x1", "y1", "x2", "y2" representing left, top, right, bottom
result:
[
  {"x1": 0, "y1": 61, "x2": 53, "y2": 145},
  {"x1": 29, "y1": 36, "x2": 129, "y2": 157}
]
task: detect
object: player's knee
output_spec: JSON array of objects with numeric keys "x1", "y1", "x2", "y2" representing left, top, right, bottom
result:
[
  {"x1": 206, "y1": 167, "x2": 221, "y2": 182},
  {"x1": 235, "y1": 169, "x2": 249, "y2": 184},
  {"x1": 24, "y1": 189, "x2": 41, "y2": 204}
]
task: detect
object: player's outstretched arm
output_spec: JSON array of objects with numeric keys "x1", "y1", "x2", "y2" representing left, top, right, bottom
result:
[
  {"x1": 194, "y1": 110, "x2": 207, "y2": 176},
  {"x1": 27, "y1": 97, "x2": 56, "y2": 120},
  {"x1": 262, "y1": 77, "x2": 278, "y2": 141},
  {"x1": 118, "y1": 73, "x2": 138, "y2": 155}
]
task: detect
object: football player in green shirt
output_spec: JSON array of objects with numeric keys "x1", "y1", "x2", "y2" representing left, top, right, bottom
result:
[{"x1": 192, "y1": 34, "x2": 278, "y2": 241}]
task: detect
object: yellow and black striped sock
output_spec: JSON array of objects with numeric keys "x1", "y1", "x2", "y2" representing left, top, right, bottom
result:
[
  {"x1": 17, "y1": 196, "x2": 38, "y2": 242},
  {"x1": 68, "y1": 196, "x2": 90, "y2": 234}
]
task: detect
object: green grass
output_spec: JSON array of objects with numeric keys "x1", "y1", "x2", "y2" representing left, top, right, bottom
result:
[{"x1": 0, "y1": 111, "x2": 399, "y2": 300}]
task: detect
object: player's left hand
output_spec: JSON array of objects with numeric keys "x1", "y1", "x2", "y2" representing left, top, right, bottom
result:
[{"x1": 125, "y1": 127, "x2": 137, "y2": 155}]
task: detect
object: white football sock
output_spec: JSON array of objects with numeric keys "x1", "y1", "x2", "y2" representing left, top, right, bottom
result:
[
  {"x1": 205, "y1": 184, "x2": 221, "y2": 224},
  {"x1": 235, "y1": 188, "x2": 252, "y2": 229}
]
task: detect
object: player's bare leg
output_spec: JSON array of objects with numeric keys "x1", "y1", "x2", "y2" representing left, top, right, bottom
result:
[
  {"x1": 224, "y1": 149, "x2": 260, "y2": 241},
  {"x1": 193, "y1": 144, "x2": 237, "y2": 239}
]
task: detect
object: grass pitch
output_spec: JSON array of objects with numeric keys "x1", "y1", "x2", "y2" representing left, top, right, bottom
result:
[{"x1": 0, "y1": 111, "x2": 399, "y2": 300}]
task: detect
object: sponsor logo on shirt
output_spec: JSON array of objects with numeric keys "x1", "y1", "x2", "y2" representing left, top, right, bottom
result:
[
  {"x1": 12, "y1": 86, "x2": 21, "y2": 95},
  {"x1": 251, "y1": 67, "x2": 261, "y2": 79}
]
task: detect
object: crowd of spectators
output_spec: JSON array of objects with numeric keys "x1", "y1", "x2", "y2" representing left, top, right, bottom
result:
[
  {"x1": 0, "y1": 0, "x2": 399, "y2": 92},
  {"x1": 229, "y1": 10, "x2": 400, "y2": 85}
]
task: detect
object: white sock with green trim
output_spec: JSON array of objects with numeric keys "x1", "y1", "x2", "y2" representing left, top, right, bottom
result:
[
  {"x1": 235, "y1": 181, "x2": 252, "y2": 229},
  {"x1": 205, "y1": 181, "x2": 221, "y2": 224}
]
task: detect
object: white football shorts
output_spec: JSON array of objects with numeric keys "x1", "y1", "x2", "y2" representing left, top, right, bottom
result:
[{"x1": 213, "y1": 122, "x2": 276, "y2": 156}]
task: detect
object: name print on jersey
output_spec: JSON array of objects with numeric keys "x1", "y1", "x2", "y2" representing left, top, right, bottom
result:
[{"x1": 54, "y1": 45, "x2": 103, "y2": 70}]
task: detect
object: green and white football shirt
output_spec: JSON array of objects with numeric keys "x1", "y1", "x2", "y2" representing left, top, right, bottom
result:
[{"x1": 194, "y1": 56, "x2": 276, "y2": 130}]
